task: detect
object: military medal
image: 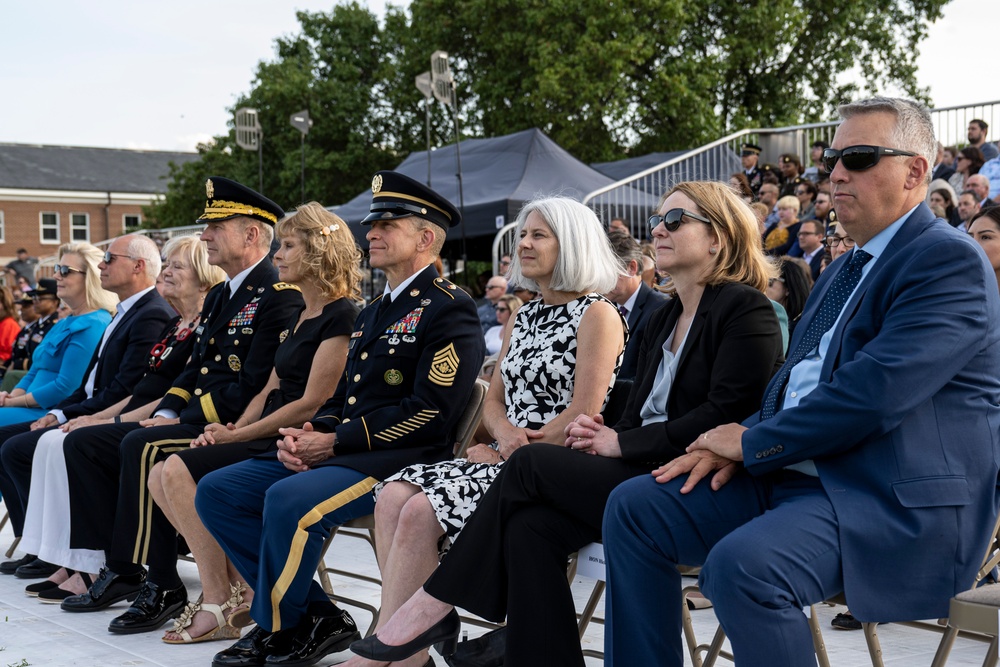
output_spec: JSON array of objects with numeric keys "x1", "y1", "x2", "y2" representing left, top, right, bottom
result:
[
  {"x1": 409, "y1": 289, "x2": 420, "y2": 297},
  {"x1": 228, "y1": 355, "x2": 242, "y2": 371},
  {"x1": 279, "y1": 329, "x2": 289, "y2": 343}
]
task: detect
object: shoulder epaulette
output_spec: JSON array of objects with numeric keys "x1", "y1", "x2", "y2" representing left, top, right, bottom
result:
[
  {"x1": 273, "y1": 282, "x2": 301, "y2": 292},
  {"x1": 432, "y1": 277, "x2": 459, "y2": 299}
]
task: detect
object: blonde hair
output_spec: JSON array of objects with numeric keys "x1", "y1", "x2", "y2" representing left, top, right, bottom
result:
[
  {"x1": 660, "y1": 182, "x2": 778, "y2": 295},
  {"x1": 276, "y1": 202, "x2": 364, "y2": 301},
  {"x1": 496, "y1": 294, "x2": 523, "y2": 319},
  {"x1": 161, "y1": 235, "x2": 226, "y2": 291},
  {"x1": 776, "y1": 195, "x2": 801, "y2": 213},
  {"x1": 59, "y1": 242, "x2": 118, "y2": 314}
]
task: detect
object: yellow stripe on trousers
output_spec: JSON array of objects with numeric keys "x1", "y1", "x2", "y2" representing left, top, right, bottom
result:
[
  {"x1": 133, "y1": 439, "x2": 191, "y2": 563},
  {"x1": 270, "y1": 476, "x2": 378, "y2": 631}
]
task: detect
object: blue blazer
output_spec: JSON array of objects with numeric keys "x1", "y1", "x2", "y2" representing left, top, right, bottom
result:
[{"x1": 742, "y1": 204, "x2": 1000, "y2": 622}]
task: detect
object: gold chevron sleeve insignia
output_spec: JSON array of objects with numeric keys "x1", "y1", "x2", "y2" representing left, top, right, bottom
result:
[
  {"x1": 428, "y1": 343, "x2": 460, "y2": 387},
  {"x1": 373, "y1": 409, "x2": 439, "y2": 442}
]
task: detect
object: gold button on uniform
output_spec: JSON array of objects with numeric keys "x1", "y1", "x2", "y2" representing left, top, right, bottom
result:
[
  {"x1": 361, "y1": 352, "x2": 368, "y2": 360},
  {"x1": 234, "y1": 340, "x2": 239, "y2": 345},
  {"x1": 353, "y1": 374, "x2": 361, "y2": 382},
  {"x1": 215, "y1": 355, "x2": 222, "y2": 362},
  {"x1": 389, "y1": 348, "x2": 395, "y2": 355},
  {"x1": 195, "y1": 388, "x2": 203, "y2": 396},
  {"x1": 201, "y1": 367, "x2": 208, "y2": 375},
  {"x1": 209, "y1": 338, "x2": 215, "y2": 345},
  {"x1": 348, "y1": 396, "x2": 357, "y2": 405}
]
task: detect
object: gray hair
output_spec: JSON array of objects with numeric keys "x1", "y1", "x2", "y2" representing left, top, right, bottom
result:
[
  {"x1": 837, "y1": 97, "x2": 936, "y2": 184},
  {"x1": 507, "y1": 197, "x2": 623, "y2": 293},
  {"x1": 123, "y1": 234, "x2": 162, "y2": 281}
]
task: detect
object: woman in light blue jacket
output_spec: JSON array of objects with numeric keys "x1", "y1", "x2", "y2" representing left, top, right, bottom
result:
[{"x1": 0, "y1": 243, "x2": 115, "y2": 425}]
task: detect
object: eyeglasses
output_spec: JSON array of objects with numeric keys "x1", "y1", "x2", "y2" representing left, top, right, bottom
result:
[
  {"x1": 499, "y1": 259, "x2": 511, "y2": 266},
  {"x1": 647, "y1": 208, "x2": 712, "y2": 234},
  {"x1": 495, "y1": 306, "x2": 509, "y2": 313},
  {"x1": 822, "y1": 145, "x2": 918, "y2": 172},
  {"x1": 31, "y1": 294, "x2": 58, "y2": 301},
  {"x1": 768, "y1": 277, "x2": 785, "y2": 286},
  {"x1": 794, "y1": 189, "x2": 810, "y2": 196},
  {"x1": 104, "y1": 251, "x2": 138, "y2": 264},
  {"x1": 825, "y1": 235, "x2": 856, "y2": 248},
  {"x1": 53, "y1": 264, "x2": 85, "y2": 277},
  {"x1": 797, "y1": 230, "x2": 821, "y2": 237},
  {"x1": 486, "y1": 284, "x2": 503, "y2": 290}
]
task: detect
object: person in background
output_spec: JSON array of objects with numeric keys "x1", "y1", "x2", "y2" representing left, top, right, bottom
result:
[
  {"x1": 803, "y1": 141, "x2": 830, "y2": 182},
  {"x1": 477, "y1": 276, "x2": 507, "y2": 333},
  {"x1": 766, "y1": 257, "x2": 813, "y2": 336},
  {"x1": 931, "y1": 142, "x2": 956, "y2": 182},
  {"x1": 968, "y1": 119, "x2": 999, "y2": 161},
  {"x1": 7, "y1": 280, "x2": 60, "y2": 374},
  {"x1": 949, "y1": 146, "x2": 985, "y2": 196},
  {"x1": 969, "y1": 207, "x2": 1000, "y2": 291},
  {"x1": 0, "y1": 287, "x2": 25, "y2": 366},
  {"x1": 6, "y1": 249, "x2": 39, "y2": 289},
  {"x1": 728, "y1": 173, "x2": 754, "y2": 203},
  {"x1": 763, "y1": 196, "x2": 802, "y2": 256},
  {"x1": 787, "y1": 220, "x2": 826, "y2": 280},
  {"x1": 957, "y1": 190, "x2": 982, "y2": 232},
  {"x1": 484, "y1": 294, "x2": 522, "y2": 356},
  {"x1": 929, "y1": 187, "x2": 962, "y2": 227},
  {"x1": 793, "y1": 180, "x2": 818, "y2": 221}
]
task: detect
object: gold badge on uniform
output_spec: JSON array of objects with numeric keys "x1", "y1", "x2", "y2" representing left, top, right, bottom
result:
[
  {"x1": 428, "y1": 343, "x2": 460, "y2": 387},
  {"x1": 384, "y1": 369, "x2": 403, "y2": 385},
  {"x1": 279, "y1": 329, "x2": 289, "y2": 343},
  {"x1": 228, "y1": 355, "x2": 242, "y2": 372},
  {"x1": 409, "y1": 289, "x2": 420, "y2": 297},
  {"x1": 372, "y1": 174, "x2": 383, "y2": 194},
  {"x1": 206, "y1": 179, "x2": 214, "y2": 198}
]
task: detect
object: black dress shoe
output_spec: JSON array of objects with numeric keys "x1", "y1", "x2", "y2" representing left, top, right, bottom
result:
[
  {"x1": 107, "y1": 581, "x2": 187, "y2": 634},
  {"x1": 14, "y1": 558, "x2": 59, "y2": 579},
  {"x1": 60, "y1": 567, "x2": 146, "y2": 612},
  {"x1": 213, "y1": 625, "x2": 295, "y2": 667},
  {"x1": 0, "y1": 553, "x2": 36, "y2": 575},
  {"x1": 266, "y1": 608, "x2": 360, "y2": 666},
  {"x1": 350, "y1": 608, "x2": 460, "y2": 661}
]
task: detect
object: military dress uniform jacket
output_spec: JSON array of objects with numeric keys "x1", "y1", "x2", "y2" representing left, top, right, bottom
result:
[
  {"x1": 156, "y1": 260, "x2": 303, "y2": 424},
  {"x1": 8, "y1": 314, "x2": 59, "y2": 371},
  {"x1": 309, "y1": 266, "x2": 484, "y2": 480}
]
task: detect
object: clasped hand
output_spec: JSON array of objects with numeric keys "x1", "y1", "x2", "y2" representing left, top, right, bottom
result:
[
  {"x1": 563, "y1": 414, "x2": 621, "y2": 458},
  {"x1": 192, "y1": 422, "x2": 238, "y2": 448},
  {"x1": 652, "y1": 423, "x2": 746, "y2": 493},
  {"x1": 276, "y1": 421, "x2": 334, "y2": 472}
]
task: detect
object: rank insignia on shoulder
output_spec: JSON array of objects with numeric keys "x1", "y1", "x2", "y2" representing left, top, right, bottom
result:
[
  {"x1": 273, "y1": 282, "x2": 301, "y2": 292},
  {"x1": 384, "y1": 369, "x2": 403, "y2": 385},
  {"x1": 279, "y1": 329, "x2": 290, "y2": 343},
  {"x1": 429, "y1": 343, "x2": 460, "y2": 387},
  {"x1": 229, "y1": 355, "x2": 242, "y2": 372}
]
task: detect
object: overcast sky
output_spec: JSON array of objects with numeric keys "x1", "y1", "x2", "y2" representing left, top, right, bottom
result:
[{"x1": 0, "y1": 0, "x2": 994, "y2": 154}]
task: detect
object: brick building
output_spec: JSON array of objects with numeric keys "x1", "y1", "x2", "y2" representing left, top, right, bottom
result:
[{"x1": 0, "y1": 143, "x2": 198, "y2": 265}]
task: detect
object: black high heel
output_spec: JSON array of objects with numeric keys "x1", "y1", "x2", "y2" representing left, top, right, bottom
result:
[{"x1": 350, "y1": 608, "x2": 460, "y2": 660}]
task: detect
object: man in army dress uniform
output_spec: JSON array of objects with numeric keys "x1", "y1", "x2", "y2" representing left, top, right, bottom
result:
[
  {"x1": 197, "y1": 171, "x2": 484, "y2": 667},
  {"x1": 741, "y1": 143, "x2": 764, "y2": 196},
  {"x1": 6, "y1": 278, "x2": 59, "y2": 373},
  {"x1": 58, "y1": 178, "x2": 303, "y2": 635}
]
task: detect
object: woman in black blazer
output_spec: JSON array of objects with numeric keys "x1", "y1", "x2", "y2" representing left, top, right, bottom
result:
[{"x1": 345, "y1": 181, "x2": 786, "y2": 667}]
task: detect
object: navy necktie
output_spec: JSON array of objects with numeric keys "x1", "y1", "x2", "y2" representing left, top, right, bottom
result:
[
  {"x1": 377, "y1": 293, "x2": 393, "y2": 319},
  {"x1": 760, "y1": 248, "x2": 873, "y2": 420}
]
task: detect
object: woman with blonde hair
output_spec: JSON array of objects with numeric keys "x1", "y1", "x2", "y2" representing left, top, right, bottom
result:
[
  {"x1": 18, "y1": 235, "x2": 224, "y2": 601},
  {"x1": 345, "y1": 181, "x2": 783, "y2": 667},
  {"x1": 148, "y1": 203, "x2": 363, "y2": 644},
  {"x1": 483, "y1": 293, "x2": 523, "y2": 355},
  {"x1": 0, "y1": 243, "x2": 114, "y2": 426},
  {"x1": 762, "y1": 195, "x2": 802, "y2": 256}
]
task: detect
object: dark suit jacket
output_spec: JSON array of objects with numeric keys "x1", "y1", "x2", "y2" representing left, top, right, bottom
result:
[
  {"x1": 618, "y1": 282, "x2": 669, "y2": 381},
  {"x1": 743, "y1": 204, "x2": 1000, "y2": 622},
  {"x1": 57, "y1": 287, "x2": 175, "y2": 419},
  {"x1": 157, "y1": 259, "x2": 303, "y2": 424},
  {"x1": 614, "y1": 282, "x2": 783, "y2": 464},
  {"x1": 932, "y1": 164, "x2": 955, "y2": 182},
  {"x1": 310, "y1": 266, "x2": 485, "y2": 480}
]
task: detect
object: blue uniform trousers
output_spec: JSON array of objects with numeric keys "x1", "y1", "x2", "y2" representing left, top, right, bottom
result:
[
  {"x1": 196, "y1": 457, "x2": 376, "y2": 632},
  {"x1": 603, "y1": 470, "x2": 842, "y2": 667}
]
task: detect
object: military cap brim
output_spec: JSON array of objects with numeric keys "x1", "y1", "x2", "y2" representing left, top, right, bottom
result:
[
  {"x1": 742, "y1": 143, "x2": 762, "y2": 155},
  {"x1": 361, "y1": 171, "x2": 461, "y2": 230},
  {"x1": 33, "y1": 278, "x2": 58, "y2": 298},
  {"x1": 197, "y1": 176, "x2": 284, "y2": 226}
]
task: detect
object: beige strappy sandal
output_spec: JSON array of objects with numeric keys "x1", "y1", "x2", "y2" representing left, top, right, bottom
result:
[
  {"x1": 224, "y1": 581, "x2": 254, "y2": 629},
  {"x1": 162, "y1": 594, "x2": 241, "y2": 644}
]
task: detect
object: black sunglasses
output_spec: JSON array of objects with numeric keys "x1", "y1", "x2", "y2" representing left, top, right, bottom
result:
[
  {"x1": 647, "y1": 208, "x2": 712, "y2": 234},
  {"x1": 822, "y1": 145, "x2": 918, "y2": 172},
  {"x1": 104, "y1": 251, "x2": 138, "y2": 264},
  {"x1": 53, "y1": 264, "x2": 85, "y2": 277}
]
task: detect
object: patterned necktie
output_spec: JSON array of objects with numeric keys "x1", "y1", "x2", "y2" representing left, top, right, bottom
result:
[{"x1": 760, "y1": 248, "x2": 873, "y2": 420}]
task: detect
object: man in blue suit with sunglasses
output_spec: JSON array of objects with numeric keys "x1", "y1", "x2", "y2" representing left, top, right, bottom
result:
[{"x1": 603, "y1": 97, "x2": 1000, "y2": 666}]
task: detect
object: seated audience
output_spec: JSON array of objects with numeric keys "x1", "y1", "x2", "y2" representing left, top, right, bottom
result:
[
  {"x1": 788, "y1": 219, "x2": 825, "y2": 280},
  {"x1": 367, "y1": 197, "x2": 625, "y2": 667},
  {"x1": 6, "y1": 279, "x2": 60, "y2": 374},
  {"x1": 602, "y1": 97, "x2": 1000, "y2": 666},
  {"x1": 342, "y1": 180, "x2": 783, "y2": 667},
  {"x1": 763, "y1": 195, "x2": 802, "y2": 256},
  {"x1": 958, "y1": 190, "x2": 982, "y2": 231},
  {"x1": 0, "y1": 288, "x2": 23, "y2": 365},
  {"x1": 778, "y1": 153, "x2": 805, "y2": 197},
  {"x1": 803, "y1": 141, "x2": 829, "y2": 182},
  {"x1": 969, "y1": 207, "x2": 1000, "y2": 291},
  {"x1": 728, "y1": 172, "x2": 754, "y2": 203},
  {"x1": 767, "y1": 257, "x2": 813, "y2": 336},
  {"x1": 825, "y1": 222, "x2": 854, "y2": 262},
  {"x1": 483, "y1": 294, "x2": 522, "y2": 356},
  {"x1": 928, "y1": 184, "x2": 962, "y2": 226},
  {"x1": 477, "y1": 275, "x2": 507, "y2": 333},
  {"x1": 932, "y1": 142, "x2": 956, "y2": 182},
  {"x1": 793, "y1": 180, "x2": 818, "y2": 220},
  {"x1": 968, "y1": 174, "x2": 998, "y2": 212},
  {"x1": 949, "y1": 146, "x2": 985, "y2": 195}
]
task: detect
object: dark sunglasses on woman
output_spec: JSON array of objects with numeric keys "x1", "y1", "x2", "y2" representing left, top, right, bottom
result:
[{"x1": 647, "y1": 208, "x2": 712, "y2": 235}]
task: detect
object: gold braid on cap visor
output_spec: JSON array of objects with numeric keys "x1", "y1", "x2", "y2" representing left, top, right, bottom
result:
[{"x1": 200, "y1": 200, "x2": 278, "y2": 224}]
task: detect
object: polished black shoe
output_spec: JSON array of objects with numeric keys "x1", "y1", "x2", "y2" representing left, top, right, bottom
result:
[
  {"x1": 0, "y1": 553, "x2": 36, "y2": 575},
  {"x1": 350, "y1": 608, "x2": 460, "y2": 661},
  {"x1": 60, "y1": 567, "x2": 146, "y2": 612},
  {"x1": 213, "y1": 625, "x2": 294, "y2": 667},
  {"x1": 14, "y1": 557, "x2": 59, "y2": 579},
  {"x1": 107, "y1": 581, "x2": 187, "y2": 634},
  {"x1": 266, "y1": 608, "x2": 360, "y2": 666}
]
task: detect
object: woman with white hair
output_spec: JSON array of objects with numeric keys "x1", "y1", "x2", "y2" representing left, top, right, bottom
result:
[{"x1": 359, "y1": 196, "x2": 627, "y2": 667}]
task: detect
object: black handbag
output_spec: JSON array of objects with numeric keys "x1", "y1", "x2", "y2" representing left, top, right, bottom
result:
[{"x1": 443, "y1": 627, "x2": 506, "y2": 667}]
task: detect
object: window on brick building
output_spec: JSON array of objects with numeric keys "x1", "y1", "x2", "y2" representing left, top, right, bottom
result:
[
  {"x1": 71, "y1": 213, "x2": 90, "y2": 242},
  {"x1": 123, "y1": 214, "x2": 141, "y2": 230},
  {"x1": 40, "y1": 212, "x2": 59, "y2": 244}
]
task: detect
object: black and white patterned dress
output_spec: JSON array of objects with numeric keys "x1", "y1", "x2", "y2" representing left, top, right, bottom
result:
[{"x1": 377, "y1": 293, "x2": 623, "y2": 554}]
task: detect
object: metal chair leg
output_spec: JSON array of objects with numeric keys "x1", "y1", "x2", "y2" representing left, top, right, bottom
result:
[
  {"x1": 862, "y1": 622, "x2": 884, "y2": 667},
  {"x1": 5, "y1": 534, "x2": 20, "y2": 559},
  {"x1": 808, "y1": 606, "x2": 831, "y2": 667},
  {"x1": 930, "y1": 625, "x2": 960, "y2": 667}
]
